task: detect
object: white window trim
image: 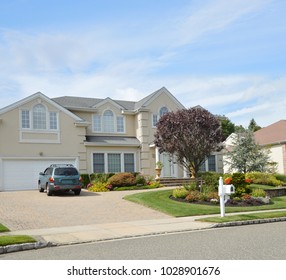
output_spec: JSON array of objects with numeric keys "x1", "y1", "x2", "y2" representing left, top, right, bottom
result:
[
  {"x1": 91, "y1": 151, "x2": 136, "y2": 173},
  {"x1": 92, "y1": 110, "x2": 126, "y2": 134},
  {"x1": 19, "y1": 107, "x2": 60, "y2": 143}
]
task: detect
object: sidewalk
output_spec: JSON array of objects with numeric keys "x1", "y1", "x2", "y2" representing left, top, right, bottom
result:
[{"x1": 2, "y1": 209, "x2": 286, "y2": 254}]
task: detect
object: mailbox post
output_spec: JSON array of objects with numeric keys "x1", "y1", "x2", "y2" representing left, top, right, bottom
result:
[{"x1": 218, "y1": 176, "x2": 235, "y2": 217}]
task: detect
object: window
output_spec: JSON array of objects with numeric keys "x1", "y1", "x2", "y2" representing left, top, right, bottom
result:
[
  {"x1": 208, "y1": 155, "x2": 216, "y2": 171},
  {"x1": 108, "y1": 153, "x2": 121, "y2": 172},
  {"x1": 199, "y1": 155, "x2": 216, "y2": 172},
  {"x1": 103, "y1": 110, "x2": 114, "y2": 132},
  {"x1": 21, "y1": 110, "x2": 30, "y2": 129},
  {"x1": 93, "y1": 153, "x2": 105, "y2": 173},
  {"x1": 124, "y1": 153, "x2": 135, "y2": 172},
  {"x1": 33, "y1": 104, "x2": 46, "y2": 129},
  {"x1": 116, "y1": 116, "x2": 124, "y2": 132},
  {"x1": 152, "y1": 114, "x2": 158, "y2": 127},
  {"x1": 152, "y1": 107, "x2": 169, "y2": 127},
  {"x1": 93, "y1": 115, "x2": 101, "y2": 132},
  {"x1": 92, "y1": 111, "x2": 125, "y2": 133},
  {"x1": 21, "y1": 105, "x2": 59, "y2": 131},
  {"x1": 159, "y1": 106, "x2": 169, "y2": 117},
  {"x1": 93, "y1": 152, "x2": 135, "y2": 173},
  {"x1": 49, "y1": 112, "x2": 58, "y2": 130}
]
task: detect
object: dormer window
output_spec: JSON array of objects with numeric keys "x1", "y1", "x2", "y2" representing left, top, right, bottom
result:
[{"x1": 92, "y1": 110, "x2": 125, "y2": 133}]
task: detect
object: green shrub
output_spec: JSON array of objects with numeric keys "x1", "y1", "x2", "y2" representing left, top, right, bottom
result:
[
  {"x1": 108, "y1": 172, "x2": 136, "y2": 187},
  {"x1": 136, "y1": 174, "x2": 147, "y2": 186},
  {"x1": 251, "y1": 188, "x2": 266, "y2": 198},
  {"x1": 183, "y1": 182, "x2": 197, "y2": 191},
  {"x1": 232, "y1": 173, "x2": 251, "y2": 197},
  {"x1": 246, "y1": 172, "x2": 282, "y2": 186},
  {"x1": 80, "y1": 174, "x2": 90, "y2": 188},
  {"x1": 172, "y1": 188, "x2": 189, "y2": 199},
  {"x1": 274, "y1": 173, "x2": 286, "y2": 185},
  {"x1": 198, "y1": 172, "x2": 222, "y2": 188},
  {"x1": 90, "y1": 173, "x2": 115, "y2": 183}
]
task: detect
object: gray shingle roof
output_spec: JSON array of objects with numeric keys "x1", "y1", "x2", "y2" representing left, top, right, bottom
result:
[
  {"x1": 51, "y1": 86, "x2": 184, "y2": 112},
  {"x1": 85, "y1": 136, "x2": 140, "y2": 147}
]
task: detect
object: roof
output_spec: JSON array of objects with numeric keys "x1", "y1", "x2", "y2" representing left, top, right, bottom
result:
[
  {"x1": 254, "y1": 120, "x2": 286, "y2": 145},
  {"x1": 52, "y1": 86, "x2": 185, "y2": 112},
  {"x1": 52, "y1": 96, "x2": 136, "y2": 111},
  {"x1": 85, "y1": 136, "x2": 141, "y2": 147}
]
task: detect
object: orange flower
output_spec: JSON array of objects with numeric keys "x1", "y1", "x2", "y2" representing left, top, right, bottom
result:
[{"x1": 224, "y1": 177, "x2": 232, "y2": 184}]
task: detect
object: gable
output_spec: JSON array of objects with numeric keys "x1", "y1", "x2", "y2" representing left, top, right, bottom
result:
[{"x1": 0, "y1": 92, "x2": 84, "y2": 123}]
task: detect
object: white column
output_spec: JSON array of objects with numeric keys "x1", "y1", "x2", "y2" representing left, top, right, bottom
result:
[{"x1": 155, "y1": 147, "x2": 160, "y2": 165}]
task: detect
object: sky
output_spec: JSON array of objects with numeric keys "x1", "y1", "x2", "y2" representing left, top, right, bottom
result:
[{"x1": 0, "y1": 0, "x2": 285, "y2": 127}]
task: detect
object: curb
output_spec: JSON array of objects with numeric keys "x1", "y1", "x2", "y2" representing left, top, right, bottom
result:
[
  {"x1": 1, "y1": 217, "x2": 286, "y2": 255},
  {"x1": 211, "y1": 216, "x2": 286, "y2": 228},
  {"x1": 0, "y1": 241, "x2": 50, "y2": 255}
]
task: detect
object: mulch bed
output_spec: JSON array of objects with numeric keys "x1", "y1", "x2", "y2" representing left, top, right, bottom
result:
[{"x1": 170, "y1": 195, "x2": 268, "y2": 207}]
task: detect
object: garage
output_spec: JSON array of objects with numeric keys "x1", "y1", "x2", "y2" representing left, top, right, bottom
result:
[{"x1": 0, "y1": 158, "x2": 77, "y2": 191}]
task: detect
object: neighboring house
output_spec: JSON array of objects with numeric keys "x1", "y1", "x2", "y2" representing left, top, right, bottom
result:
[
  {"x1": 223, "y1": 120, "x2": 286, "y2": 175},
  {"x1": 254, "y1": 120, "x2": 286, "y2": 174},
  {"x1": 0, "y1": 87, "x2": 223, "y2": 191}
]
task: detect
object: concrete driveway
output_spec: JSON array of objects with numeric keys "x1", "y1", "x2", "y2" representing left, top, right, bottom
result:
[{"x1": 0, "y1": 189, "x2": 170, "y2": 231}]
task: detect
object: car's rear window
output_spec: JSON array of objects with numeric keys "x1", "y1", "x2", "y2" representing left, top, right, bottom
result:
[{"x1": 54, "y1": 167, "x2": 79, "y2": 176}]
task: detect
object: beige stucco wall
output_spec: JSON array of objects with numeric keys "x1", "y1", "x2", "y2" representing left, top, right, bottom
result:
[
  {"x1": 0, "y1": 98, "x2": 87, "y2": 172},
  {"x1": 269, "y1": 145, "x2": 284, "y2": 174}
]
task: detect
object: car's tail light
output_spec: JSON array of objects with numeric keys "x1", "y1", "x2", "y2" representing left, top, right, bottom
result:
[{"x1": 49, "y1": 177, "x2": 54, "y2": 182}]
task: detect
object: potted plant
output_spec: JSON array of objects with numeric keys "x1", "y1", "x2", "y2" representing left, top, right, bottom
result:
[{"x1": 155, "y1": 161, "x2": 164, "y2": 179}]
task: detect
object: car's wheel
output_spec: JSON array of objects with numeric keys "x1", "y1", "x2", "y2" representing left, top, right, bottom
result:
[
  {"x1": 74, "y1": 189, "x2": 81, "y2": 196},
  {"x1": 38, "y1": 181, "x2": 44, "y2": 192},
  {"x1": 46, "y1": 184, "x2": 53, "y2": 196}
]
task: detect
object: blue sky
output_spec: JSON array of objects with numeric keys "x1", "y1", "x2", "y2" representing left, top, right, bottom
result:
[{"x1": 0, "y1": 0, "x2": 285, "y2": 127}]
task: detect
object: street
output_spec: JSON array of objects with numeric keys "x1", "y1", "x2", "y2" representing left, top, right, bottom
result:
[{"x1": 1, "y1": 222, "x2": 286, "y2": 260}]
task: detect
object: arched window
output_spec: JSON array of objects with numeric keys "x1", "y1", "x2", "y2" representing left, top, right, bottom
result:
[
  {"x1": 33, "y1": 104, "x2": 46, "y2": 129},
  {"x1": 159, "y1": 106, "x2": 169, "y2": 117},
  {"x1": 103, "y1": 110, "x2": 114, "y2": 132}
]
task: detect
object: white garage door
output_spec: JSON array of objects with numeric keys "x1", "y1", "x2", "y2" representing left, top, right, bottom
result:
[{"x1": 1, "y1": 158, "x2": 77, "y2": 191}]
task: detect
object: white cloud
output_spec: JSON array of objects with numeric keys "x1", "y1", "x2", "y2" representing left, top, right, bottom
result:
[{"x1": 175, "y1": 0, "x2": 271, "y2": 46}]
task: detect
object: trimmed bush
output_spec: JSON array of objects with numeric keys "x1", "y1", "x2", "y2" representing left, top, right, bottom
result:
[
  {"x1": 172, "y1": 188, "x2": 189, "y2": 199},
  {"x1": 246, "y1": 172, "x2": 282, "y2": 186},
  {"x1": 251, "y1": 188, "x2": 266, "y2": 198},
  {"x1": 108, "y1": 172, "x2": 136, "y2": 187}
]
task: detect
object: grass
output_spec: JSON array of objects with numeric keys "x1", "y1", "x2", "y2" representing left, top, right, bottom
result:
[
  {"x1": 0, "y1": 223, "x2": 37, "y2": 247},
  {"x1": 124, "y1": 189, "x2": 286, "y2": 217},
  {"x1": 0, "y1": 223, "x2": 9, "y2": 233},
  {"x1": 197, "y1": 211, "x2": 286, "y2": 223},
  {"x1": 0, "y1": 235, "x2": 37, "y2": 246}
]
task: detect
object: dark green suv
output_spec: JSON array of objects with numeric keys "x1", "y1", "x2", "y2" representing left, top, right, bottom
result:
[{"x1": 38, "y1": 164, "x2": 82, "y2": 196}]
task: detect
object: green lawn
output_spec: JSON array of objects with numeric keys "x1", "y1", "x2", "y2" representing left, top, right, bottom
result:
[
  {"x1": 0, "y1": 223, "x2": 37, "y2": 246},
  {"x1": 124, "y1": 189, "x2": 286, "y2": 217},
  {"x1": 0, "y1": 223, "x2": 9, "y2": 233},
  {"x1": 0, "y1": 235, "x2": 36, "y2": 246},
  {"x1": 197, "y1": 211, "x2": 286, "y2": 223}
]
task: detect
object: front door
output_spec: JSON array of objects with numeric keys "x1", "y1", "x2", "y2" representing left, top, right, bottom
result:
[{"x1": 160, "y1": 153, "x2": 177, "y2": 177}]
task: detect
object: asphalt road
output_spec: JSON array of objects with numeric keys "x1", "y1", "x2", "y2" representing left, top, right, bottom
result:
[{"x1": 2, "y1": 222, "x2": 286, "y2": 260}]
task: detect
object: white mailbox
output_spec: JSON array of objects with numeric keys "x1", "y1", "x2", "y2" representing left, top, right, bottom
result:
[{"x1": 224, "y1": 184, "x2": 235, "y2": 195}]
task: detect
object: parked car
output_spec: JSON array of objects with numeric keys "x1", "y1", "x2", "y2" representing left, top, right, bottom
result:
[{"x1": 38, "y1": 164, "x2": 82, "y2": 196}]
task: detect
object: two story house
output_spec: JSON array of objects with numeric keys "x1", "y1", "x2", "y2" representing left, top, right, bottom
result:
[{"x1": 0, "y1": 87, "x2": 222, "y2": 191}]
